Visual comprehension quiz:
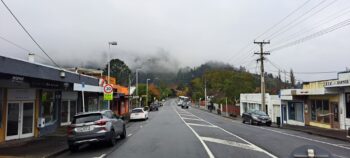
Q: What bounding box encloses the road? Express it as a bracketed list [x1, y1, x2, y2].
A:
[58, 99, 350, 158]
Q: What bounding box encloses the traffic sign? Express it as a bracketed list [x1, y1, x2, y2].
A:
[104, 93, 113, 100]
[104, 84, 113, 94]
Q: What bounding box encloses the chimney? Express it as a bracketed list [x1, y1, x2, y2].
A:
[28, 53, 35, 63]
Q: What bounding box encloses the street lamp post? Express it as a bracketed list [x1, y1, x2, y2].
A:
[136, 68, 142, 107]
[108, 41, 117, 110]
[146, 78, 151, 107]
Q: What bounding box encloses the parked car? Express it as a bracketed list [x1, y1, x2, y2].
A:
[177, 100, 183, 106]
[242, 110, 271, 126]
[130, 108, 149, 120]
[67, 110, 126, 152]
[150, 103, 159, 111]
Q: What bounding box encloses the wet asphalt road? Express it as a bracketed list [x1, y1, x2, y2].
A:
[58, 99, 350, 158]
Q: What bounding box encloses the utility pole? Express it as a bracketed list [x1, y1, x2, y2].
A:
[254, 40, 270, 113]
[204, 78, 207, 110]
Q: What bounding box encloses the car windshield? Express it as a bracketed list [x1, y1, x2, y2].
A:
[254, 111, 267, 116]
[72, 113, 102, 124]
[132, 109, 143, 113]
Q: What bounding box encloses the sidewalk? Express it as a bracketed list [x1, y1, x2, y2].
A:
[191, 105, 350, 142]
[0, 127, 68, 158]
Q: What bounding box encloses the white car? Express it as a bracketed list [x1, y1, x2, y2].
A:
[130, 108, 149, 120]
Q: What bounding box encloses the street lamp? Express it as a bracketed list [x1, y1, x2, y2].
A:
[135, 68, 142, 107]
[108, 41, 117, 110]
[146, 78, 151, 107]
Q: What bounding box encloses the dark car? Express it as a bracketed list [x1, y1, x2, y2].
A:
[242, 110, 271, 126]
[67, 110, 126, 152]
[150, 103, 159, 111]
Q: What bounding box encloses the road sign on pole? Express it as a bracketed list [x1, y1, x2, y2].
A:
[104, 84, 113, 101]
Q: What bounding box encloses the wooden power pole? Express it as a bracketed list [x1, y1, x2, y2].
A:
[254, 40, 270, 113]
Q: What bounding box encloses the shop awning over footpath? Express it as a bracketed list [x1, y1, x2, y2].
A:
[73, 83, 103, 93]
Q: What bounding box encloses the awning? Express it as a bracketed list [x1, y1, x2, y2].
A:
[73, 83, 103, 93]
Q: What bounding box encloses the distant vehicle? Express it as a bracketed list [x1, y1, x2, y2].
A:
[130, 108, 149, 120]
[150, 103, 159, 111]
[178, 96, 190, 107]
[242, 110, 271, 126]
[67, 110, 126, 152]
[181, 101, 189, 109]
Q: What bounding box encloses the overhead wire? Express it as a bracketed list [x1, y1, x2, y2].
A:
[1, 0, 61, 68]
[264, 0, 328, 40]
[269, 0, 339, 40]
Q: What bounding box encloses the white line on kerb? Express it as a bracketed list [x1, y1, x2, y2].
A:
[174, 109, 215, 158]
[188, 110, 278, 158]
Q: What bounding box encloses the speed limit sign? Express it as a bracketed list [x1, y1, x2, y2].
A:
[104, 84, 113, 94]
[104, 84, 113, 101]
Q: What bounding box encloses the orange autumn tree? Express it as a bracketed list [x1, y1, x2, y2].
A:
[148, 84, 161, 101]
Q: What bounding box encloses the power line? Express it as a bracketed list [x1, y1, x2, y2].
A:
[270, 0, 339, 40]
[275, 5, 350, 45]
[269, 18, 350, 52]
[255, 0, 312, 40]
[1, 0, 61, 68]
[265, 0, 328, 40]
[0, 35, 31, 52]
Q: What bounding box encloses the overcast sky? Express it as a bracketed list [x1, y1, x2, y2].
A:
[1, 0, 350, 81]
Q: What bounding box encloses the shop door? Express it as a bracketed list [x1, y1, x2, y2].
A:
[6, 101, 34, 140]
[330, 102, 340, 129]
[282, 104, 287, 124]
[61, 100, 77, 126]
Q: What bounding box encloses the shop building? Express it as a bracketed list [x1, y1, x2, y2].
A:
[0, 55, 100, 142]
[240, 93, 281, 123]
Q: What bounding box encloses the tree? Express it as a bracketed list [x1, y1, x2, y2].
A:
[290, 69, 295, 88]
[103, 59, 131, 86]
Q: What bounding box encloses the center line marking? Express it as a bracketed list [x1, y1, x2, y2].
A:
[201, 136, 259, 151]
[187, 123, 217, 128]
[182, 117, 203, 121]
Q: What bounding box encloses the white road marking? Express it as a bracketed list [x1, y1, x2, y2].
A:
[127, 133, 133, 137]
[187, 110, 278, 158]
[182, 117, 203, 121]
[174, 109, 215, 158]
[256, 126, 350, 150]
[333, 154, 348, 158]
[140, 125, 143, 128]
[201, 136, 259, 151]
[93, 153, 106, 158]
[187, 123, 217, 128]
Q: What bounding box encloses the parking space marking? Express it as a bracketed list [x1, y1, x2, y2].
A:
[182, 117, 203, 121]
[93, 153, 106, 158]
[187, 123, 217, 128]
[201, 136, 259, 151]
[174, 108, 215, 158]
[127, 134, 132, 137]
[186, 109, 278, 158]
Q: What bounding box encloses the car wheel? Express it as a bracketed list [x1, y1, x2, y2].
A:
[266, 123, 271, 126]
[108, 130, 116, 146]
[69, 145, 79, 152]
[120, 126, 126, 139]
[242, 118, 245, 123]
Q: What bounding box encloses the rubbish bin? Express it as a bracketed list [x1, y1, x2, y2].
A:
[276, 117, 281, 127]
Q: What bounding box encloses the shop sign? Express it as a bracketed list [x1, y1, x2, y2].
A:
[325, 79, 350, 87]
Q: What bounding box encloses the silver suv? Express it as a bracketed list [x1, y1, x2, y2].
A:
[67, 110, 126, 152]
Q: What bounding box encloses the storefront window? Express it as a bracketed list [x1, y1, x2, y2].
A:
[88, 97, 98, 112]
[312, 99, 330, 124]
[0, 88, 3, 128]
[99, 96, 108, 111]
[288, 102, 303, 122]
[346, 93, 350, 118]
[41, 91, 56, 124]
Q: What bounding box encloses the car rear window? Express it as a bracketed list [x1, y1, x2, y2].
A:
[72, 113, 102, 124]
[132, 109, 143, 113]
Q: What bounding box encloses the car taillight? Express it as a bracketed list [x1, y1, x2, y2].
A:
[95, 119, 107, 126]
[67, 126, 74, 135]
